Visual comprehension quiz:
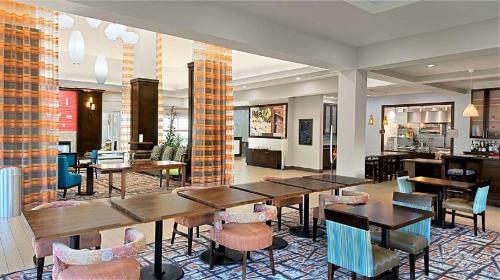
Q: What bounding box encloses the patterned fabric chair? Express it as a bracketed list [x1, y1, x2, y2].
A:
[57, 155, 82, 198]
[443, 185, 490, 236]
[209, 204, 277, 280]
[371, 192, 432, 280]
[396, 170, 438, 219]
[52, 228, 145, 280]
[263, 177, 303, 230]
[325, 207, 399, 279]
[31, 201, 101, 280]
[170, 185, 219, 255]
[312, 190, 369, 242]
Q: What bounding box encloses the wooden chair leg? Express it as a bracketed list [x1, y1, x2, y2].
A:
[277, 207, 282, 230]
[187, 227, 194, 255]
[481, 212, 486, 232]
[451, 210, 456, 226]
[424, 246, 429, 275]
[242, 250, 248, 280]
[209, 241, 215, 270]
[394, 265, 399, 278]
[36, 257, 44, 280]
[196, 226, 200, 238]
[77, 184, 81, 194]
[409, 254, 416, 280]
[328, 263, 333, 280]
[299, 203, 303, 225]
[170, 222, 177, 244]
[473, 214, 478, 236]
[268, 246, 276, 275]
[352, 272, 356, 280]
[313, 218, 318, 242]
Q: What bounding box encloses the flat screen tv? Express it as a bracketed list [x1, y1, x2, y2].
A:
[249, 103, 287, 138]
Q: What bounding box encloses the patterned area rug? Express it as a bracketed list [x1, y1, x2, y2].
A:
[57, 171, 181, 201]
[2, 213, 499, 279]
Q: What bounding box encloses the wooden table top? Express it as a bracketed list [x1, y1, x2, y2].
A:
[365, 151, 408, 158]
[402, 158, 442, 165]
[408, 176, 476, 190]
[23, 202, 136, 242]
[230, 181, 310, 199]
[177, 187, 268, 209]
[265, 177, 344, 192]
[303, 174, 371, 186]
[326, 202, 434, 230]
[91, 160, 185, 171]
[111, 193, 215, 223]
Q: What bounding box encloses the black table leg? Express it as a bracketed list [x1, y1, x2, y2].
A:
[438, 189, 444, 228]
[381, 228, 390, 248]
[69, 235, 80, 249]
[289, 194, 314, 238]
[78, 166, 96, 196]
[334, 189, 339, 196]
[140, 220, 183, 280]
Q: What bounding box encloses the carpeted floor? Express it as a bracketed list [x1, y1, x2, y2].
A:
[57, 171, 182, 201]
[2, 212, 499, 279]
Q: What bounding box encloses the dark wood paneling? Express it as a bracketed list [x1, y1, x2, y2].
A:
[130, 78, 159, 145]
[246, 148, 281, 169]
[77, 89, 103, 157]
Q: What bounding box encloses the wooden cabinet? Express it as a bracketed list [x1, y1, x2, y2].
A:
[130, 78, 159, 145]
[246, 148, 281, 169]
[76, 89, 103, 157]
[470, 88, 500, 139]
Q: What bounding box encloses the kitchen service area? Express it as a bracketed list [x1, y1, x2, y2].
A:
[382, 102, 453, 155]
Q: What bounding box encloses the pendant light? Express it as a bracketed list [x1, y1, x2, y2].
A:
[57, 14, 74, 29]
[383, 115, 389, 126]
[462, 69, 479, 117]
[94, 24, 108, 84]
[86, 17, 102, 29]
[68, 31, 85, 64]
[368, 114, 375, 125]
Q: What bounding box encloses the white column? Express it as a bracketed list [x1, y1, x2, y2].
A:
[337, 69, 367, 178]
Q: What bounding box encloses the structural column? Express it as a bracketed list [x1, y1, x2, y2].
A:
[336, 69, 367, 178]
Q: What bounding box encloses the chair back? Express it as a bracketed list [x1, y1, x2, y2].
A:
[90, 149, 98, 164]
[472, 186, 489, 214]
[58, 156, 69, 187]
[393, 192, 432, 242]
[59, 153, 77, 168]
[324, 208, 374, 277]
[396, 172, 414, 193]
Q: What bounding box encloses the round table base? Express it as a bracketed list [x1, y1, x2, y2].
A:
[289, 226, 317, 238]
[200, 247, 242, 265]
[76, 191, 96, 196]
[271, 236, 288, 250]
[140, 264, 184, 280]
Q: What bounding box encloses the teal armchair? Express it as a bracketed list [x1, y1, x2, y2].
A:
[58, 155, 82, 198]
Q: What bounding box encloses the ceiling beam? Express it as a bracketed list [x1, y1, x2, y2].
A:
[414, 67, 500, 83]
[369, 70, 466, 94]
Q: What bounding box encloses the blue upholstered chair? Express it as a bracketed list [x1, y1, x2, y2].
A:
[90, 149, 98, 178]
[443, 185, 490, 236]
[372, 192, 432, 280]
[396, 171, 438, 220]
[58, 155, 82, 198]
[325, 208, 399, 279]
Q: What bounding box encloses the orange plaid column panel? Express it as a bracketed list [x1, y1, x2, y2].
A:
[156, 33, 165, 143]
[191, 42, 234, 186]
[120, 43, 134, 151]
[0, 1, 59, 210]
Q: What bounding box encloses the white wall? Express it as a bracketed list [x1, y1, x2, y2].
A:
[366, 92, 471, 154]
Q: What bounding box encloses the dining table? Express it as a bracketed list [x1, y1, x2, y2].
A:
[264, 177, 346, 238]
[177, 187, 268, 265]
[230, 181, 312, 249]
[23, 202, 136, 250]
[303, 174, 372, 186]
[325, 201, 434, 248]
[407, 176, 478, 227]
[111, 193, 214, 280]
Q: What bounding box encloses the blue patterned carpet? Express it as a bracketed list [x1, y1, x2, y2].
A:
[2, 212, 499, 279]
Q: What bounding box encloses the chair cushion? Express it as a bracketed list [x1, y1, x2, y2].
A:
[372, 245, 400, 276]
[174, 147, 186, 162]
[33, 232, 101, 258]
[447, 168, 476, 176]
[443, 198, 473, 213]
[57, 257, 140, 280]
[272, 196, 302, 208]
[210, 223, 272, 251]
[149, 145, 162, 160]
[67, 173, 81, 187]
[174, 212, 214, 228]
[161, 146, 176, 161]
[371, 231, 428, 255]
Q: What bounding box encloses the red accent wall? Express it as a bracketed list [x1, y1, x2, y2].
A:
[59, 90, 77, 131]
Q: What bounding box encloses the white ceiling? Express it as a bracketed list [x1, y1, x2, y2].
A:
[216, 0, 499, 47]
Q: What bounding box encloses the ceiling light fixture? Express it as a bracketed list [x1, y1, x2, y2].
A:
[57, 14, 74, 29]
[86, 17, 102, 29]
[427, 64, 436, 68]
[463, 69, 479, 117]
[296, 77, 301, 80]
[121, 31, 139, 45]
[68, 30, 85, 64]
[242, 85, 247, 89]
[368, 114, 374, 126]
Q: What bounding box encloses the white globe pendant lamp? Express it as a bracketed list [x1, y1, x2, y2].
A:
[104, 23, 120, 40]
[57, 14, 74, 29]
[121, 31, 139, 45]
[114, 24, 127, 37]
[86, 17, 102, 28]
[68, 30, 85, 64]
[94, 55, 108, 84]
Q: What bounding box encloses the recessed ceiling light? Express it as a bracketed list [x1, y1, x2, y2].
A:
[242, 85, 247, 89]
[296, 77, 301, 80]
[427, 64, 436, 68]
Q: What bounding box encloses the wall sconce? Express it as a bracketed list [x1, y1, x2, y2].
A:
[383, 115, 389, 126]
[86, 96, 95, 119]
[368, 114, 374, 125]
